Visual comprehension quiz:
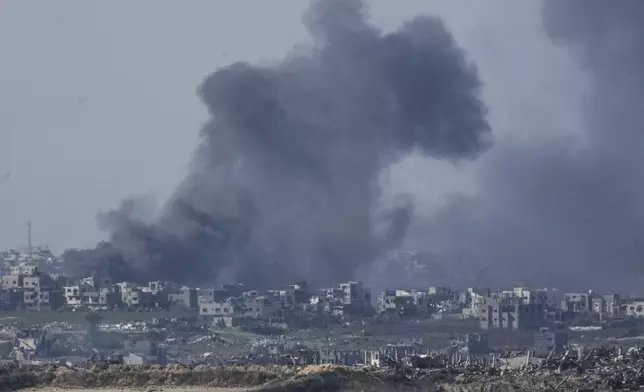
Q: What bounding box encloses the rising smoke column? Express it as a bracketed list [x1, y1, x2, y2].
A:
[63, 0, 490, 287]
[407, 0, 644, 292]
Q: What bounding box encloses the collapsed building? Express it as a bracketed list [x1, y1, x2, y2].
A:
[533, 327, 568, 357]
[197, 280, 373, 328]
[377, 289, 433, 317]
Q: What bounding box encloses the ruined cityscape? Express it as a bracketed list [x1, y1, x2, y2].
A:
[2, 244, 644, 390]
[3, 0, 644, 390]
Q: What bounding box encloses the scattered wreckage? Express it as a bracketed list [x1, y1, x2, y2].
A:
[3, 346, 644, 391]
[365, 345, 644, 391]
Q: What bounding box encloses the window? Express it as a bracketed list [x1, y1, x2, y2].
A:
[202, 308, 208, 313]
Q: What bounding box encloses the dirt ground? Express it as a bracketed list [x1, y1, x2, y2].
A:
[21, 389, 249, 392]
[16, 382, 594, 392]
[3, 364, 598, 392]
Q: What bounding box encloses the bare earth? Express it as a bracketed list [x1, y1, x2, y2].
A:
[5, 364, 593, 392]
[22, 389, 248, 392]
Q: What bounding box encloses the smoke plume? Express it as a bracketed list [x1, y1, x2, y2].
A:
[405, 0, 644, 293]
[63, 0, 490, 287]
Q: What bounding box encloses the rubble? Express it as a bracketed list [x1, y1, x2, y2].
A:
[5, 280, 644, 390]
[369, 344, 644, 391]
[4, 343, 644, 391]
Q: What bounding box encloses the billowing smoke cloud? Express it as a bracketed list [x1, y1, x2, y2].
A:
[403, 0, 644, 293]
[63, 0, 490, 288]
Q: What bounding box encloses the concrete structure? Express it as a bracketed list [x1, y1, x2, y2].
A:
[339, 281, 370, 305]
[147, 281, 166, 294]
[465, 333, 489, 355]
[562, 292, 593, 313]
[63, 285, 85, 307]
[200, 300, 238, 317]
[242, 294, 277, 318]
[377, 289, 431, 316]
[200, 294, 277, 320]
[429, 286, 452, 297]
[99, 291, 122, 308]
[312, 287, 344, 303]
[595, 294, 621, 318]
[23, 274, 55, 292]
[288, 281, 311, 305]
[40, 290, 64, 309]
[534, 327, 568, 357]
[178, 286, 198, 309]
[2, 275, 22, 290]
[23, 289, 63, 310]
[268, 281, 311, 308]
[512, 286, 531, 300]
[82, 291, 100, 306]
[10, 263, 38, 277]
[479, 297, 545, 330]
[123, 352, 154, 365]
[121, 288, 153, 308]
[468, 287, 491, 304]
[198, 288, 216, 304]
[200, 299, 243, 327]
[338, 281, 372, 315]
[623, 298, 644, 317]
[318, 348, 362, 365]
[80, 276, 112, 289]
[377, 290, 397, 314]
[535, 289, 562, 310]
[198, 286, 241, 305]
[0, 289, 23, 310]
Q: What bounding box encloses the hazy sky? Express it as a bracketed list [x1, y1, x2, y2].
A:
[0, 0, 583, 253]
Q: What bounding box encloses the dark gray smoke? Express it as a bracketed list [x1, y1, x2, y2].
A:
[404, 0, 644, 293]
[63, 0, 490, 287]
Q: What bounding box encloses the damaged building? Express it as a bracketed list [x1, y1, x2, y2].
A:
[479, 296, 545, 330]
[317, 348, 363, 365]
[561, 292, 593, 314]
[1, 265, 64, 310]
[534, 327, 568, 357]
[377, 289, 432, 317]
